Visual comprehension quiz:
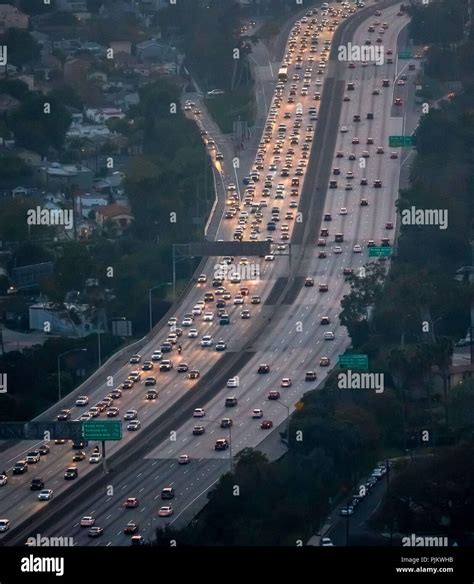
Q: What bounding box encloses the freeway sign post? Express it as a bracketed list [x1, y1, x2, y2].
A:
[339, 354, 369, 370]
[398, 50, 413, 59]
[369, 246, 392, 258]
[389, 135, 414, 148]
[82, 421, 122, 475]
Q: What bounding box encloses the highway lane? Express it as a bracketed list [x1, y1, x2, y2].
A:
[0, 2, 344, 538]
[22, 1, 419, 546]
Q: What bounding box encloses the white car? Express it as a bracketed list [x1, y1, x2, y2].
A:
[151, 351, 163, 361]
[79, 412, 92, 422]
[397, 79, 405, 85]
[323, 331, 335, 340]
[281, 378, 292, 387]
[333, 246, 342, 254]
[193, 408, 205, 418]
[38, 489, 54, 501]
[167, 317, 177, 327]
[321, 537, 334, 546]
[188, 328, 198, 338]
[230, 273, 241, 284]
[80, 516, 95, 527]
[158, 506, 173, 517]
[124, 409, 138, 420]
[0, 474, 7, 487]
[0, 519, 9, 532]
[252, 409, 264, 419]
[340, 125, 348, 133]
[197, 274, 207, 283]
[200, 335, 213, 347]
[203, 312, 214, 322]
[339, 207, 348, 215]
[227, 377, 239, 388]
[89, 453, 101, 464]
[192, 305, 202, 316]
[265, 255, 275, 261]
[233, 295, 244, 305]
[353, 244, 362, 253]
[182, 317, 193, 327]
[178, 454, 191, 465]
[75, 395, 89, 406]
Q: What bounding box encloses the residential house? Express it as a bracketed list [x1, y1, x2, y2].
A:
[136, 39, 176, 63]
[85, 107, 125, 123]
[96, 203, 133, 234]
[0, 5, 29, 32]
[38, 162, 94, 191]
[110, 41, 132, 56]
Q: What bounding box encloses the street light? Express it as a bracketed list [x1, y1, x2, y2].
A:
[148, 282, 172, 331]
[57, 348, 87, 402]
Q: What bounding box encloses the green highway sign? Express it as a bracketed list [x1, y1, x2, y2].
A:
[82, 421, 122, 441]
[339, 354, 369, 370]
[398, 50, 413, 60]
[369, 246, 392, 257]
[389, 135, 414, 147]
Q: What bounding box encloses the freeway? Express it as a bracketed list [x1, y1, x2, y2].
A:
[0, 0, 416, 545]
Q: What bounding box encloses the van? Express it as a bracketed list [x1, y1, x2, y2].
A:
[225, 396, 238, 407]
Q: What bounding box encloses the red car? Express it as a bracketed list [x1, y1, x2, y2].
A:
[261, 420, 273, 429]
[385, 222, 394, 230]
[124, 497, 139, 508]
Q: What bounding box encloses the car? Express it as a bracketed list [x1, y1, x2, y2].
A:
[252, 409, 264, 419]
[57, 409, 71, 421]
[319, 284, 329, 292]
[129, 354, 141, 364]
[215, 340, 227, 351]
[281, 378, 292, 387]
[394, 97, 402, 106]
[80, 516, 95, 527]
[124, 521, 139, 535]
[197, 274, 207, 283]
[88, 526, 104, 537]
[158, 506, 173, 517]
[214, 438, 229, 451]
[225, 396, 238, 407]
[220, 418, 233, 428]
[200, 335, 213, 347]
[193, 408, 205, 418]
[320, 316, 331, 325]
[340, 125, 348, 133]
[304, 277, 314, 287]
[251, 295, 261, 304]
[176, 363, 189, 373]
[192, 425, 205, 435]
[106, 406, 120, 418]
[128, 371, 141, 383]
[124, 409, 137, 420]
[89, 452, 101, 464]
[258, 364, 270, 374]
[151, 351, 163, 361]
[353, 244, 362, 253]
[268, 390, 280, 400]
[261, 420, 273, 429]
[241, 309, 251, 319]
[127, 420, 141, 431]
[360, 199, 368, 206]
[188, 328, 198, 339]
[38, 444, 50, 456]
[385, 222, 394, 230]
[227, 377, 239, 388]
[124, 497, 140, 509]
[0, 519, 10, 532]
[72, 451, 86, 462]
[12, 461, 28, 474]
[142, 361, 154, 371]
[340, 505, 354, 516]
[54, 439, 67, 445]
[178, 454, 191, 465]
[161, 487, 175, 500]
[188, 370, 200, 380]
[334, 246, 342, 254]
[321, 537, 334, 546]
[343, 267, 354, 276]
[30, 478, 44, 490]
[320, 357, 330, 366]
[339, 207, 348, 216]
[38, 489, 53, 501]
[75, 395, 89, 406]
[64, 467, 78, 480]
[203, 311, 214, 322]
[160, 360, 173, 372]
[373, 179, 382, 188]
[26, 451, 40, 464]
[323, 331, 335, 340]
[146, 389, 158, 400]
[305, 371, 317, 381]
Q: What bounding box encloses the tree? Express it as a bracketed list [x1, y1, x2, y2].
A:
[20, 0, 57, 15]
[0, 29, 39, 67]
[8, 92, 72, 155]
[0, 155, 32, 179]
